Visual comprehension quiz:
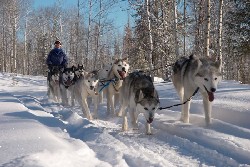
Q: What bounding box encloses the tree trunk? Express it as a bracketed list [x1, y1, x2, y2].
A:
[145, 0, 154, 80]
[183, 0, 186, 57]
[204, 0, 211, 57]
[85, 0, 92, 70]
[217, 0, 223, 70]
[173, 0, 179, 58]
[12, 17, 17, 73]
[23, 19, 27, 75]
[94, 0, 102, 69]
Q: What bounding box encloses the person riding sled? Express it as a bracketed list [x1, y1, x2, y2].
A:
[46, 40, 68, 81]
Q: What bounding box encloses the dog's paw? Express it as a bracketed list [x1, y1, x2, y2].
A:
[117, 111, 122, 117]
[180, 117, 189, 123]
[87, 115, 93, 120]
[92, 115, 98, 119]
[122, 123, 128, 131]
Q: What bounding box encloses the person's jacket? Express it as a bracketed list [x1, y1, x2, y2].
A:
[46, 48, 68, 68]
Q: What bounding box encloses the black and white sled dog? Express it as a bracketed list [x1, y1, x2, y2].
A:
[73, 64, 85, 80]
[47, 66, 61, 102]
[59, 66, 76, 106]
[70, 64, 85, 106]
[106, 58, 130, 116]
[172, 55, 222, 125]
[72, 70, 99, 120]
[117, 71, 160, 135]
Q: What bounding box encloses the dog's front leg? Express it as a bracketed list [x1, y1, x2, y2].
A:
[81, 98, 93, 120]
[107, 91, 115, 116]
[181, 93, 191, 123]
[70, 88, 75, 106]
[99, 90, 104, 104]
[55, 86, 61, 103]
[110, 95, 115, 116]
[202, 93, 212, 126]
[122, 110, 128, 131]
[117, 96, 127, 117]
[117, 104, 125, 117]
[146, 122, 152, 135]
[106, 90, 111, 114]
[92, 95, 98, 119]
[60, 87, 68, 106]
[130, 109, 139, 129]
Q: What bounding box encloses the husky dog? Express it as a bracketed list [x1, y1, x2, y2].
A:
[106, 58, 130, 115]
[47, 66, 61, 102]
[98, 62, 113, 104]
[70, 64, 85, 106]
[118, 71, 160, 135]
[59, 66, 76, 106]
[172, 55, 222, 125]
[72, 70, 99, 120]
[74, 64, 85, 79]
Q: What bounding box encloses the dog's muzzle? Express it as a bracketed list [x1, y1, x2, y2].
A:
[89, 86, 98, 95]
[118, 70, 127, 79]
[54, 80, 59, 84]
[64, 79, 73, 87]
[147, 117, 154, 124]
[204, 85, 216, 102]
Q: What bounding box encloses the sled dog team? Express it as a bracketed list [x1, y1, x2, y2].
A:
[47, 55, 222, 134]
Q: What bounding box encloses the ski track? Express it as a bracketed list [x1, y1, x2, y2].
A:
[2, 74, 250, 167]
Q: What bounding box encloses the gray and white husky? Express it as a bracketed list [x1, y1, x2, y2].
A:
[72, 70, 99, 120]
[172, 55, 222, 125]
[118, 71, 160, 135]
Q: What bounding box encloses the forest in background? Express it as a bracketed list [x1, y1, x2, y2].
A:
[0, 0, 249, 83]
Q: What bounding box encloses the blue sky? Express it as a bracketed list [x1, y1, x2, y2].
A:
[33, 0, 133, 33]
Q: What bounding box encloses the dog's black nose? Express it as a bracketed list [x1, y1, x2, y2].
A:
[90, 86, 94, 90]
[122, 67, 125, 71]
[147, 117, 154, 124]
[211, 88, 216, 92]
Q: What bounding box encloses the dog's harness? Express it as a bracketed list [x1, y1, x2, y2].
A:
[98, 77, 120, 92]
[159, 87, 199, 110]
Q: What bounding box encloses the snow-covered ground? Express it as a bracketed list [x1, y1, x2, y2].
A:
[0, 72, 250, 167]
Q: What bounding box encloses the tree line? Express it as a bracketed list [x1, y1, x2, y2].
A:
[0, 0, 249, 83]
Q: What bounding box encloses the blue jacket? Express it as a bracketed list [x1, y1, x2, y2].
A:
[46, 48, 68, 67]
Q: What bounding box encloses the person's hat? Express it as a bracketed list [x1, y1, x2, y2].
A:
[54, 40, 61, 45]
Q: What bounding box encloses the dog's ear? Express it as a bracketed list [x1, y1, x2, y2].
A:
[122, 57, 128, 62]
[114, 58, 119, 64]
[151, 88, 157, 97]
[60, 67, 65, 72]
[138, 90, 144, 102]
[192, 57, 202, 75]
[91, 70, 98, 75]
[215, 58, 222, 72]
[72, 65, 76, 71]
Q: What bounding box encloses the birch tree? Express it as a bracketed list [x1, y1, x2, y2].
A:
[204, 0, 211, 57]
[183, 0, 186, 57]
[173, 0, 179, 58]
[217, 0, 223, 70]
[145, 0, 154, 79]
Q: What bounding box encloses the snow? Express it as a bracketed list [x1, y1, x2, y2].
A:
[0, 72, 250, 167]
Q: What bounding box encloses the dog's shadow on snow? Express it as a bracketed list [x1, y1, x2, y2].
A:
[4, 110, 66, 129]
